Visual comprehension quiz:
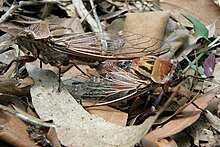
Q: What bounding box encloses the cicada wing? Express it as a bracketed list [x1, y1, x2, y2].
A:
[65, 63, 151, 104]
[103, 31, 170, 57]
[47, 28, 170, 61]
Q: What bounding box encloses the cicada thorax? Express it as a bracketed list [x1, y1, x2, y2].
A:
[130, 55, 183, 87]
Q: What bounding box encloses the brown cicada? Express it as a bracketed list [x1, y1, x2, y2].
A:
[16, 23, 170, 67]
[15, 22, 170, 91]
[68, 52, 210, 107]
[67, 55, 184, 106]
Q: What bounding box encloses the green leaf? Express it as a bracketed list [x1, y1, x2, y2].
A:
[181, 14, 209, 40]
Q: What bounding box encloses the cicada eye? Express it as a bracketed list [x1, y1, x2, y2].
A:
[18, 30, 35, 39]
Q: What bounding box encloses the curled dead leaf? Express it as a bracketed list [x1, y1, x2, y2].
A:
[142, 86, 220, 142]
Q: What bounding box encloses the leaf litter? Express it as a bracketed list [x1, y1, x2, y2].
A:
[26, 64, 164, 146]
[0, 0, 219, 147]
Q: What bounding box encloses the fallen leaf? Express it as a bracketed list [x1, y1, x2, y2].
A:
[0, 34, 14, 55]
[142, 86, 220, 141]
[26, 64, 163, 146]
[160, 0, 220, 34]
[205, 110, 220, 132]
[0, 105, 37, 147]
[85, 102, 128, 126]
[124, 11, 170, 40]
[47, 128, 62, 147]
[0, 76, 31, 97]
[161, 18, 189, 59]
[142, 137, 178, 147]
[186, 119, 216, 146]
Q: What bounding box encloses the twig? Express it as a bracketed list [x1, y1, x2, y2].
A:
[125, 0, 130, 13]
[89, 0, 108, 51]
[0, 104, 57, 128]
[0, 0, 63, 24]
[72, 0, 99, 32]
[140, 0, 157, 11]
[89, 0, 102, 33]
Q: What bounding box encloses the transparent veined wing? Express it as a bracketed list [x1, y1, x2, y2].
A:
[64, 63, 153, 106]
[47, 24, 170, 60]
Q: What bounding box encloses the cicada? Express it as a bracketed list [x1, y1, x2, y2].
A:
[67, 55, 184, 106]
[16, 23, 170, 67]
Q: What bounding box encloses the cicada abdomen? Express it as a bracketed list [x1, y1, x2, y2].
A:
[130, 55, 183, 86]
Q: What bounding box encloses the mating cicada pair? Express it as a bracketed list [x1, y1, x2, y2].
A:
[16, 22, 186, 106]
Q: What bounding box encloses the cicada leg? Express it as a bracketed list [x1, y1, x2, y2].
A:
[1, 56, 37, 76]
[40, 61, 43, 69]
[70, 61, 91, 78]
[57, 61, 91, 92]
[58, 66, 61, 92]
[162, 75, 214, 111]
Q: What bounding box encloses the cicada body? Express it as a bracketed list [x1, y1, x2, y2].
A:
[67, 62, 154, 105]
[67, 55, 184, 106]
[16, 23, 170, 67]
[130, 56, 183, 87]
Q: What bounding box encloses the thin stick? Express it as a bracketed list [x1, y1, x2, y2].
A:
[89, 0, 108, 52]
[0, 0, 63, 24]
[125, 0, 130, 13]
[89, 0, 102, 33]
[72, 0, 99, 32]
[0, 104, 57, 128]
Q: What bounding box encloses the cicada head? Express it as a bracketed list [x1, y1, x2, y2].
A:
[131, 55, 183, 86]
[16, 23, 50, 57]
[151, 58, 183, 86]
[164, 60, 184, 87]
[16, 30, 39, 57]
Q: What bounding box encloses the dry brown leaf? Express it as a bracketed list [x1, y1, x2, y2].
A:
[12, 104, 45, 123]
[16, 77, 35, 89]
[205, 110, 220, 132]
[121, 11, 170, 57]
[47, 128, 62, 147]
[124, 11, 170, 40]
[85, 102, 128, 126]
[0, 76, 30, 97]
[142, 137, 178, 147]
[0, 106, 37, 147]
[161, 19, 189, 59]
[186, 118, 216, 146]
[0, 34, 14, 54]
[0, 95, 27, 112]
[45, 17, 84, 33]
[0, 22, 24, 36]
[142, 86, 220, 141]
[157, 138, 178, 147]
[160, 0, 220, 34]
